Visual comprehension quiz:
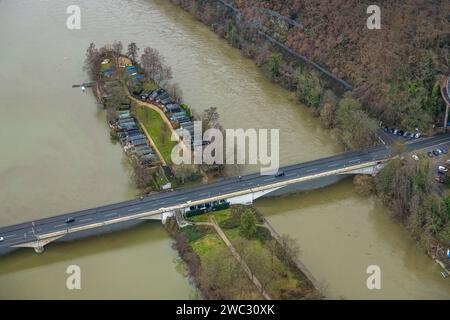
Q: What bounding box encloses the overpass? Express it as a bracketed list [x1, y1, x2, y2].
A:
[1, 133, 450, 254]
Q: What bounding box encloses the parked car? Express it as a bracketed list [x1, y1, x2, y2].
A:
[403, 131, 410, 137]
[412, 154, 419, 161]
[433, 150, 441, 156]
[438, 166, 448, 173]
[0, 237, 4, 242]
[428, 151, 434, 158]
[383, 126, 389, 132]
[442, 147, 448, 154]
[397, 130, 405, 136]
[393, 129, 399, 135]
[414, 132, 421, 139]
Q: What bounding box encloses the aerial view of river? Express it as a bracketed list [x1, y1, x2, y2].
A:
[0, 0, 448, 299]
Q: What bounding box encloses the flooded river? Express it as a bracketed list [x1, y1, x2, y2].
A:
[0, 0, 448, 299]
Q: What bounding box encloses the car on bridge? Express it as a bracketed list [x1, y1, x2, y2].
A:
[0, 236, 4, 242]
[275, 171, 285, 177]
[65, 217, 75, 224]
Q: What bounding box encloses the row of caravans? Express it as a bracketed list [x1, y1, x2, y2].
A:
[112, 110, 157, 165]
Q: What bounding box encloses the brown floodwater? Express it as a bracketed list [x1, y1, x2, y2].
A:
[0, 0, 448, 299]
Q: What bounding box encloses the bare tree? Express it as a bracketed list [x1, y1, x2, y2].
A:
[127, 42, 140, 63]
[112, 40, 123, 67]
[84, 43, 100, 79]
[166, 82, 183, 104]
[140, 47, 173, 86]
[201, 107, 220, 132]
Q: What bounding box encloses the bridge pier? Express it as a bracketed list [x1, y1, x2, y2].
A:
[34, 245, 45, 254]
[13, 235, 64, 254]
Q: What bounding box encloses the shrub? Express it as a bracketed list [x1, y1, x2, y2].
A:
[255, 226, 273, 244]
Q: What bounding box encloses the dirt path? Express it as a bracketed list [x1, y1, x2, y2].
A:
[194, 218, 272, 300]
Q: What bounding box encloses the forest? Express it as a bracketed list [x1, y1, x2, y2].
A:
[170, 0, 450, 146]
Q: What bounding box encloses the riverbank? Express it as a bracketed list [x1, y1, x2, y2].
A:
[167, 205, 322, 300]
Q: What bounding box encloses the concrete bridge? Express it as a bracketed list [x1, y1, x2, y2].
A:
[1, 133, 450, 254]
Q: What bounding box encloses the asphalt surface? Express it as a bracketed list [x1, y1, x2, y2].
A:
[1, 133, 450, 248]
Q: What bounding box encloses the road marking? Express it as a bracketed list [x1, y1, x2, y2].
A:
[4, 234, 17, 238]
[54, 224, 66, 228]
[328, 163, 339, 168]
[199, 192, 209, 196]
[263, 178, 275, 182]
[104, 212, 117, 217]
[348, 159, 361, 163]
[128, 207, 141, 212]
[80, 218, 93, 223]
[286, 172, 297, 177]
[306, 168, 318, 173]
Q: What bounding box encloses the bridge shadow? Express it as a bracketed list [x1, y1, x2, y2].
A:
[255, 176, 357, 217]
[0, 220, 169, 275]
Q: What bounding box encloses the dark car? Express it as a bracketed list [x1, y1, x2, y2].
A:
[397, 130, 404, 136]
[65, 217, 75, 224]
[383, 126, 389, 132]
[427, 151, 434, 158]
[442, 147, 448, 154]
[433, 150, 440, 156]
[275, 171, 285, 177]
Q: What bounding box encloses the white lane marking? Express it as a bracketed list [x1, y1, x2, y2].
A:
[80, 218, 93, 223]
[349, 159, 361, 163]
[263, 177, 275, 182]
[328, 163, 339, 168]
[306, 168, 318, 173]
[199, 192, 209, 196]
[104, 212, 117, 218]
[128, 207, 141, 212]
[4, 234, 17, 238]
[54, 224, 66, 228]
[286, 172, 297, 177]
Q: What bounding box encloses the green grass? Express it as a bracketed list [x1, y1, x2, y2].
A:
[190, 214, 209, 223]
[191, 232, 224, 257]
[212, 209, 231, 223]
[135, 107, 176, 164]
[154, 169, 169, 188]
[211, 208, 314, 299]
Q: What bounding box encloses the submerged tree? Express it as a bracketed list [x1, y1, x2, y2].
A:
[127, 42, 140, 63]
[140, 47, 173, 86]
